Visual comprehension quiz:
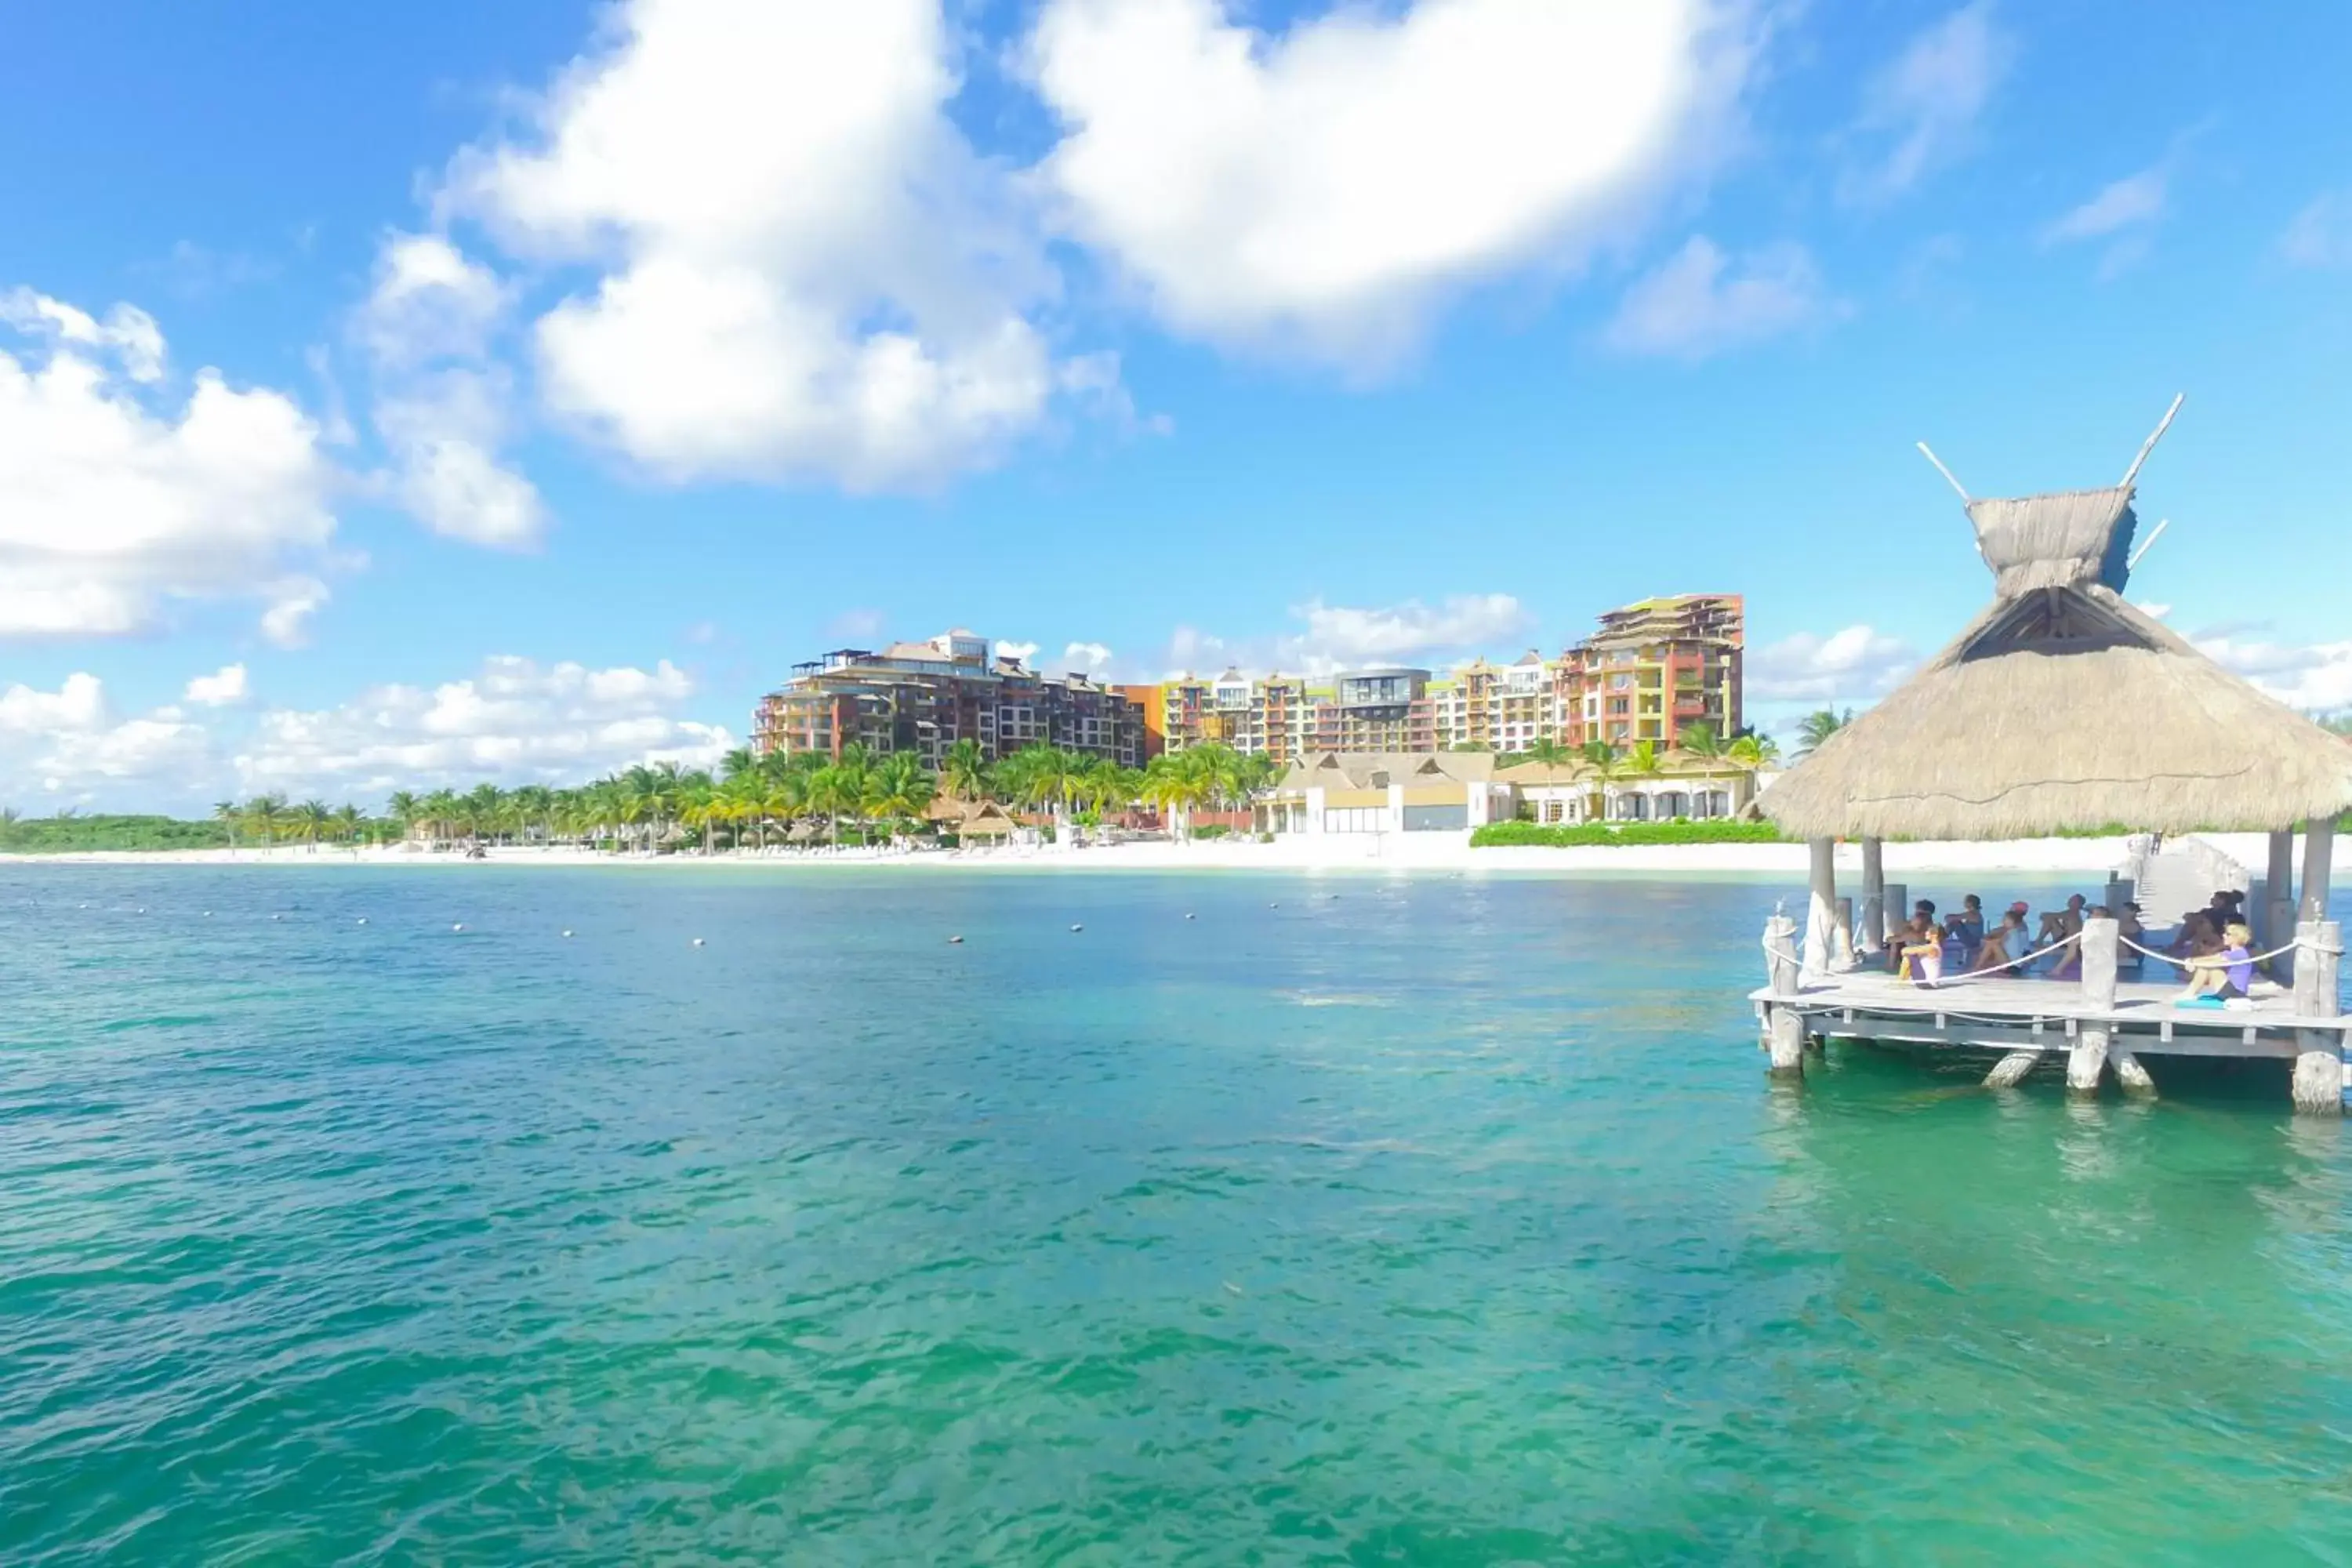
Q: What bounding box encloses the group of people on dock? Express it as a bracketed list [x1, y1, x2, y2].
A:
[1886, 887, 2259, 1004]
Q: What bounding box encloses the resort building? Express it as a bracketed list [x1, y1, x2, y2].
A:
[1154, 670, 1356, 765]
[1558, 593, 1744, 749]
[1432, 652, 1562, 752]
[753, 630, 1145, 767]
[1308, 669, 1439, 753]
[1260, 749, 1759, 833]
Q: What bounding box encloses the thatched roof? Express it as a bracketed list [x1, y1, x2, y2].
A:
[1764, 434, 2352, 840]
[1272, 751, 1500, 792]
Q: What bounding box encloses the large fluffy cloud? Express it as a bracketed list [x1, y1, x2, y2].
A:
[1162, 593, 1534, 677]
[0, 289, 338, 642]
[0, 658, 732, 811]
[358, 234, 547, 549]
[441, 0, 1077, 490]
[234, 655, 732, 797]
[1748, 625, 1918, 704]
[1026, 0, 1751, 367]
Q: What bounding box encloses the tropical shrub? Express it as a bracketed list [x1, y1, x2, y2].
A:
[1470, 818, 1785, 848]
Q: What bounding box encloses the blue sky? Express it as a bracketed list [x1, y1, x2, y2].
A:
[4, 0, 2350, 808]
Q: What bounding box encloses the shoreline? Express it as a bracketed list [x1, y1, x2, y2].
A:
[0, 832, 2239, 877]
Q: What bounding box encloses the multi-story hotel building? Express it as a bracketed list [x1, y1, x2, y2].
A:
[1432, 652, 1560, 752]
[1557, 594, 1744, 750]
[753, 630, 1144, 767]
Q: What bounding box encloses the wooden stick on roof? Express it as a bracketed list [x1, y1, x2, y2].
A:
[1915, 441, 1972, 503]
[2119, 393, 2186, 490]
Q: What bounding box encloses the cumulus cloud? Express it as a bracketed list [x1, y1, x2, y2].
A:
[1025, 0, 1753, 368]
[1162, 594, 1532, 677]
[2280, 191, 2352, 269]
[1602, 236, 1842, 358]
[357, 233, 546, 549]
[995, 640, 1041, 666]
[1061, 640, 1113, 674]
[0, 289, 339, 641]
[2043, 166, 2169, 245]
[184, 663, 250, 706]
[1748, 625, 1918, 703]
[234, 655, 731, 797]
[1839, 2, 2010, 205]
[2195, 633, 2352, 714]
[441, 0, 1087, 491]
[0, 672, 213, 803]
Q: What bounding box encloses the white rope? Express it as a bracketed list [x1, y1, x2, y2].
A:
[2118, 932, 2308, 967]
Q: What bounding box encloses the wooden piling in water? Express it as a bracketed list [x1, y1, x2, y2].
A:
[1762, 913, 1804, 1077]
[2068, 916, 2120, 1095]
[2267, 829, 2296, 972]
[1803, 839, 1837, 978]
[2292, 918, 2344, 1116]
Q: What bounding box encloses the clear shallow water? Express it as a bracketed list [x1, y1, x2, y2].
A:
[4, 864, 2351, 1566]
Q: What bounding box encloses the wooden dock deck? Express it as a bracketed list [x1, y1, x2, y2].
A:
[1750, 970, 2352, 1059]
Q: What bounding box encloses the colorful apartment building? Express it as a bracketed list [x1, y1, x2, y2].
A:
[753, 630, 1144, 767]
[1432, 652, 1560, 752]
[1558, 594, 1744, 749]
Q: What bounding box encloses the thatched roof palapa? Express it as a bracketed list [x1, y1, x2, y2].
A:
[1765, 402, 2352, 840]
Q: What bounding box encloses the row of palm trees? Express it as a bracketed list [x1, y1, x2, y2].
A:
[206, 725, 1790, 856]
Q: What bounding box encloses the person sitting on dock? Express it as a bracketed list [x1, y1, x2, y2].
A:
[1975, 909, 2031, 973]
[2117, 902, 2148, 975]
[2048, 904, 2101, 982]
[1957, 895, 1987, 967]
[1897, 917, 1945, 986]
[2176, 921, 2256, 1005]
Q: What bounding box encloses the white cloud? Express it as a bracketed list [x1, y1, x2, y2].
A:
[0, 290, 339, 641]
[1025, 0, 1753, 368]
[2196, 633, 2352, 714]
[1839, 2, 2010, 204]
[1282, 594, 1533, 671]
[357, 234, 546, 549]
[0, 288, 166, 383]
[441, 0, 1086, 491]
[995, 640, 1040, 666]
[259, 578, 331, 649]
[2281, 191, 2352, 268]
[234, 655, 731, 797]
[184, 663, 250, 706]
[2043, 165, 2169, 245]
[1748, 625, 1917, 703]
[0, 655, 731, 811]
[1602, 236, 1842, 359]
[0, 672, 213, 804]
[1061, 640, 1114, 674]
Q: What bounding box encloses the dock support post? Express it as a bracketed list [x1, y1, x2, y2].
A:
[1833, 896, 1856, 971]
[2291, 918, 2343, 1116]
[2103, 877, 2133, 915]
[2068, 915, 2119, 1095]
[1985, 1051, 2038, 1088]
[1881, 880, 1908, 969]
[2303, 818, 2336, 923]
[2267, 829, 2296, 970]
[1802, 839, 1837, 978]
[1860, 837, 1885, 956]
[1763, 913, 1805, 1076]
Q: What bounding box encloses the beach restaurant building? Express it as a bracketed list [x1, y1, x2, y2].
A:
[1261, 751, 1761, 834]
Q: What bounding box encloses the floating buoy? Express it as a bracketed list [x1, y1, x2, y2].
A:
[949, 935, 964, 944]
[203, 911, 212, 917]
[1184, 913, 1196, 920]
[561, 929, 574, 938]
[1069, 923, 1083, 932]
[356, 917, 368, 925]
[272, 913, 283, 921]
[136, 908, 147, 915]
[691, 937, 706, 946]
[452, 923, 466, 933]
[1269, 902, 1279, 909]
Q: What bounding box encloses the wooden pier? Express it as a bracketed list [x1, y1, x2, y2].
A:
[1755, 909, 2352, 1111]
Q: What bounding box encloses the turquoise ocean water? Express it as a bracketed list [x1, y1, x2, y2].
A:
[4, 864, 2351, 1564]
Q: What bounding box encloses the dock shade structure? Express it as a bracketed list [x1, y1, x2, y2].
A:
[1755, 405, 2352, 1110]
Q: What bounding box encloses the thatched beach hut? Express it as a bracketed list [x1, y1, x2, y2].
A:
[1754, 402, 2352, 1110]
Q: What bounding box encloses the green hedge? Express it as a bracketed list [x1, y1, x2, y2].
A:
[0, 815, 235, 852]
[1471, 818, 1785, 848]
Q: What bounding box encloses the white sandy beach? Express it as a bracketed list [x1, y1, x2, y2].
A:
[5, 831, 2286, 878]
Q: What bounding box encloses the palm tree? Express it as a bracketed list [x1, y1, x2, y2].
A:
[1519, 736, 1573, 768]
[0, 805, 18, 847]
[1578, 741, 1621, 823]
[385, 790, 419, 844]
[719, 746, 760, 782]
[1795, 708, 1853, 759]
[244, 793, 288, 850]
[1676, 721, 1729, 818]
[294, 798, 332, 851]
[213, 799, 240, 851]
[940, 738, 988, 802]
[332, 803, 365, 850]
[1624, 740, 1667, 820]
[869, 753, 938, 840]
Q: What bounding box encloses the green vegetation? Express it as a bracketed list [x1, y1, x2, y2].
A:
[2, 739, 1279, 855]
[1472, 818, 1785, 848]
[0, 813, 235, 853]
